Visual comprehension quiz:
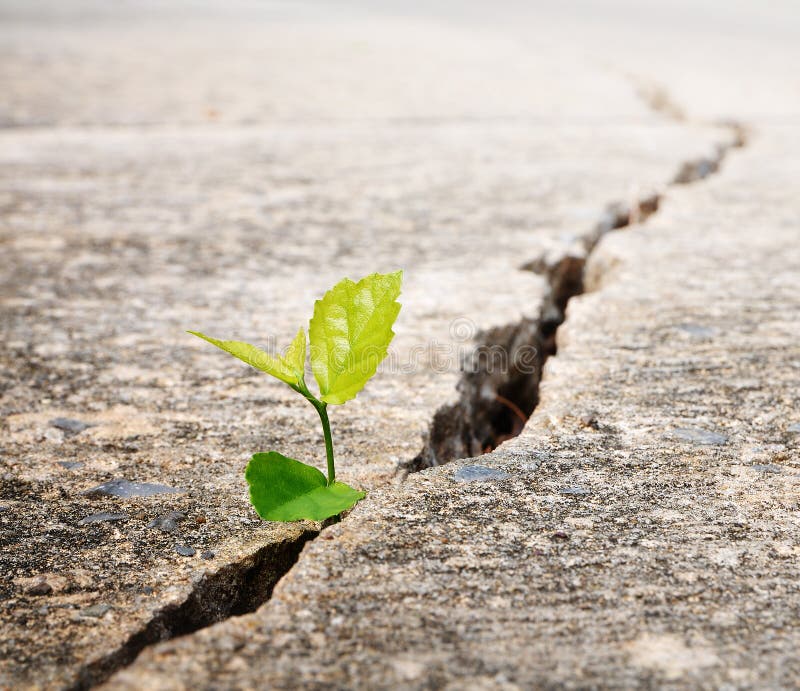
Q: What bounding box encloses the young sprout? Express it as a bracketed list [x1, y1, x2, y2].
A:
[189, 270, 402, 522]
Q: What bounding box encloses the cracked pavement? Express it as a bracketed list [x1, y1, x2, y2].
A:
[1, 1, 798, 689]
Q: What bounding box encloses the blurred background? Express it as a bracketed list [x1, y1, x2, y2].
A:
[1, 0, 798, 126]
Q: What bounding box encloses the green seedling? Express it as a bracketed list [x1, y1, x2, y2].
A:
[189, 270, 402, 522]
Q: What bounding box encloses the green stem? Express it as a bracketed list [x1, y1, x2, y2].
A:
[316, 401, 335, 485]
[295, 381, 336, 486]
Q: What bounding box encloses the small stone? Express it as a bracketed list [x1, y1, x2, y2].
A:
[81, 604, 112, 618]
[750, 464, 783, 474]
[148, 511, 186, 533]
[676, 324, 716, 338]
[79, 512, 128, 525]
[175, 545, 196, 557]
[26, 581, 53, 596]
[560, 486, 590, 495]
[58, 461, 83, 470]
[453, 465, 510, 482]
[82, 478, 182, 498]
[788, 423, 800, 434]
[670, 428, 727, 445]
[16, 574, 68, 595]
[49, 417, 92, 435]
[551, 530, 570, 541]
[201, 550, 216, 560]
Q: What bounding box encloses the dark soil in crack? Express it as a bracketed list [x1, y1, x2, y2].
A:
[403, 123, 747, 474]
[70, 529, 317, 690]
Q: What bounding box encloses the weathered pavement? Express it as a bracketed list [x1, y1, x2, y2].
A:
[108, 126, 800, 688]
[2, 1, 799, 689]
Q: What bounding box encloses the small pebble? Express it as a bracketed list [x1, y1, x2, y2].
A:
[788, 423, 800, 434]
[148, 511, 186, 533]
[83, 478, 182, 498]
[676, 324, 716, 338]
[81, 604, 112, 618]
[174, 545, 196, 557]
[201, 550, 216, 560]
[49, 418, 91, 435]
[26, 581, 53, 596]
[58, 461, 83, 470]
[560, 486, 590, 496]
[453, 465, 510, 482]
[750, 464, 783, 474]
[670, 428, 728, 445]
[551, 531, 570, 541]
[79, 512, 128, 525]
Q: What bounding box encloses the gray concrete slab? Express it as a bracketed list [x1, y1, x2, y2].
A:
[2, 1, 798, 689]
[106, 125, 800, 690]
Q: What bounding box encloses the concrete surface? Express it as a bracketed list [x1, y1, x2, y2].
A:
[1, 0, 798, 689]
[107, 124, 800, 690]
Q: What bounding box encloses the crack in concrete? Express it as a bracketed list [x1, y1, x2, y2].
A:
[76, 530, 317, 690]
[403, 318, 543, 471]
[86, 92, 749, 688]
[404, 115, 747, 473]
[673, 123, 747, 184]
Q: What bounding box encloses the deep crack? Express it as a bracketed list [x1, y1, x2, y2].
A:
[404, 121, 746, 474]
[406, 318, 543, 470]
[76, 529, 317, 690]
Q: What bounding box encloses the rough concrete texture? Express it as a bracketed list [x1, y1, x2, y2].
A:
[107, 126, 800, 690]
[0, 4, 733, 688]
[2, 1, 798, 689]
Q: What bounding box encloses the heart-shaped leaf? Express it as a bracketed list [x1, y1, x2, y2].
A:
[245, 451, 365, 521]
[188, 328, 306, 387]
[308, 270, 402, 405]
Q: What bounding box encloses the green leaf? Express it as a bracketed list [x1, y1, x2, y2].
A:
[283, 328, 307, 381]
[245, 451, 366, 521]
[308, 270, 402, 405]
[188, 328, 306, 387]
